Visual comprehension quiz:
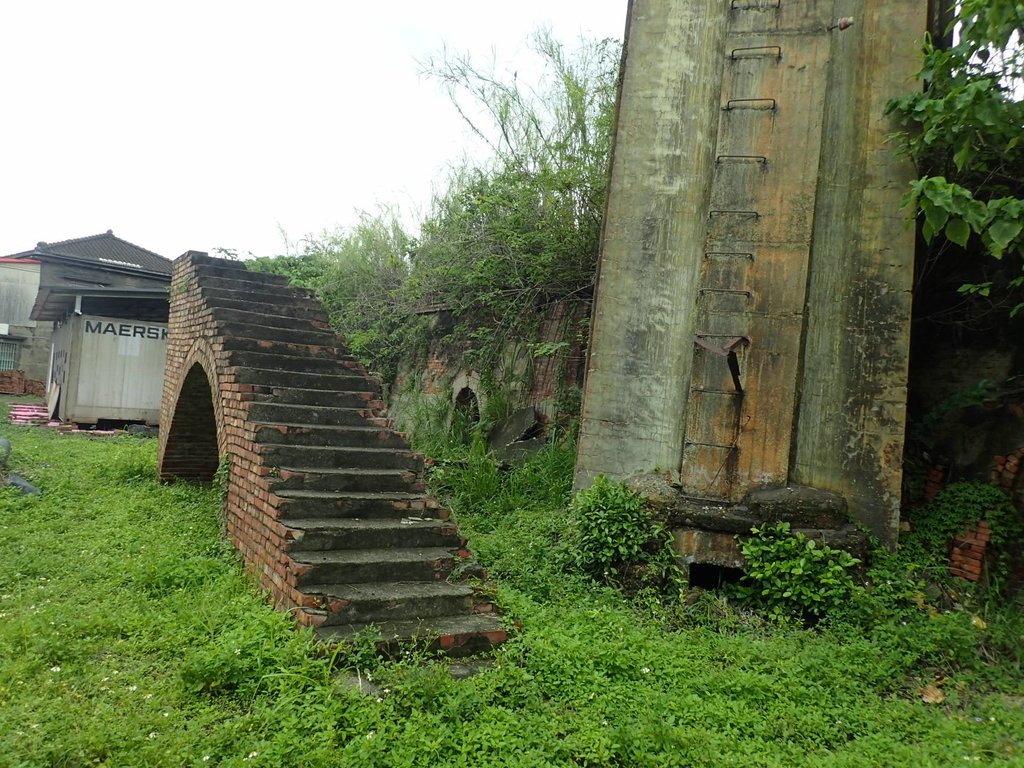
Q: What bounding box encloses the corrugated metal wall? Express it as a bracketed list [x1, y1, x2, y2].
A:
[0, 262, 40, 326]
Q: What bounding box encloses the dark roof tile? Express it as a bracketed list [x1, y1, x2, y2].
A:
[31, 231, 171, 275]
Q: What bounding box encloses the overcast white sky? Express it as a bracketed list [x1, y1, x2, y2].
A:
[0, 1, 627, 261]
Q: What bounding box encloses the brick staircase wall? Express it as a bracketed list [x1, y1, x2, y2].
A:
[157, 252, 504, 653]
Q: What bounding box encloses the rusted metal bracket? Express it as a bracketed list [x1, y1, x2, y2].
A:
[684, 441, 738, 450]
[730, 0, 780, 9]
[716, 154, 768, 165]
[730, 46, 782, 60]
[699, 288, 752, 299]
[722, 98, 777, 111]
[704, 251, 755, 261]
[708, 209, 760, 219]
[694, 335, 749, 393]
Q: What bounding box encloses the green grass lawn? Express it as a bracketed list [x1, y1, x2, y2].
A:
[1, 397, 1022, 767]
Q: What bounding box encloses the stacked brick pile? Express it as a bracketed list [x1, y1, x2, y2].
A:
[940, 448, 1024, 582]
[948, 520, 991, 582]
[8, 404, 50, 425]
[991, 448, 1023, 493]
[0, 370, 45, 397]
[923, 464, 947, 503]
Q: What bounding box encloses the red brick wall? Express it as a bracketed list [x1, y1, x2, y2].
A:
[404, 300, 588, 413]
[156, 252, 307, 616]
[935, 448, 1024, 582]
[949, 520, 991, 581]
[992, 447, 1024, 495]
[0, 370, 45, 397]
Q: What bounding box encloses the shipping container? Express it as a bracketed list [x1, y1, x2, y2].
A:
[49, 314, 168, 424]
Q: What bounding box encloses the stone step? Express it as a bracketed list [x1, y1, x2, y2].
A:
[254, 423, 406, 449]
[301, 581, 476, 625]
[191, 258, 286, 283]
[274, 490, 444, 520]
[200, 283, 319, 305]
[293, 547, 458, 585]
[249, 402, 382, 427]
[193, 272, 294, 292]
[260, 444, 421, 471]
[313, 614, 507, 658]
[206, 295, 329, 321]
[285, 517, 461, 552]
[197, 275, 306, 297]
[206, 286, 321, 309]
[270, 467, 421, 494]
[229, 352, 352, 376]
[220, 336, 355, 361]
[213, 306, 331, 333]
[253, 386, 381, 409]
[217, 320, 338, 346]
[235, 367, 378, 392]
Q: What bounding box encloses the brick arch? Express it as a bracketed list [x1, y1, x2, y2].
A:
[159, 360, 221, 483]
[157, 253, 300, 613]
[154, 251, 504, 652]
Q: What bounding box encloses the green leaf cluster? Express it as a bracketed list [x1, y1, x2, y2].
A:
[731, 522, 860, 622]
[567, 476, 683, 594]
[886, 0, 1024, 314]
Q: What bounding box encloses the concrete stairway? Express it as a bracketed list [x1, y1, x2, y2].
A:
[192, 256, 505, 655]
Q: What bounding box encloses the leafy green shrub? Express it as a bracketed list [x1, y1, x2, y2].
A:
[886, 0, 1024, 315]
[732, 522, 860, 622]
[568, 476, 682, 594]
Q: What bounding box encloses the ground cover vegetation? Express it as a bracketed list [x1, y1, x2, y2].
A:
[2, 397, 1024, 767]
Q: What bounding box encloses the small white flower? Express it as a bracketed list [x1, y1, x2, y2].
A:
[49, 666, 61, 672]
[365, 731, 376, 739]
[128, 685, 138, 692]
[203, 758, 211, 763]
[162, 712, 169, 718]
[145, 693, 153, 700]
[640, 667, 651, 674]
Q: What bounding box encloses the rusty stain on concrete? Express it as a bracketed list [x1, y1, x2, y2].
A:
[576, 0, 923, 544]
